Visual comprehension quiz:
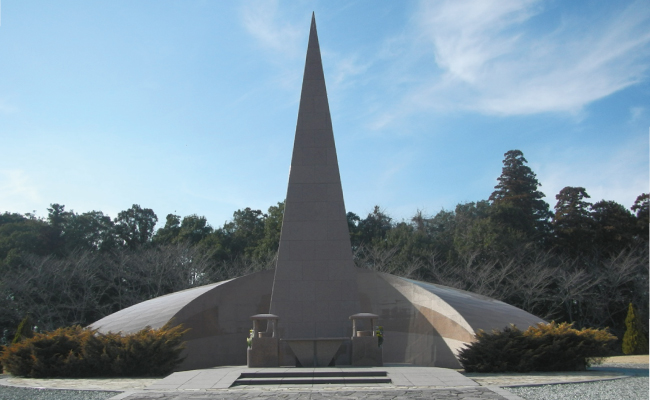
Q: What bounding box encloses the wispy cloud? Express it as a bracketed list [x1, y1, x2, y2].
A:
[424, 0, 541, 84]
[239, 2, 376, 108]
[411, 0, 650, 116]
[328, 53, 370, 88]
[0, 170, 41, 209]
[629, 106, 645, 122]
[240, 0, 302, 58]
[538, 136, 649, 210]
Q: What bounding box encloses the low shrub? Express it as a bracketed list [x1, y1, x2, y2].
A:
[0, 324, 188, 378]
[458, 322, 617, 373]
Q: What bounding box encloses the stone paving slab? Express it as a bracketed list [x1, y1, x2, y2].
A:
[0, 375, 157, 391]
[103, 366, 525, 400]
[147, 366, 479, 391]
[110, 387, 521, 400]
[2, 358, 647, 400]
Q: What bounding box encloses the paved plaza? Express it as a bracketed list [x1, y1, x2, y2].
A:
[2, 357, 648, 400]
[109, 388, 518, 400]
[98, 366, 525, 400]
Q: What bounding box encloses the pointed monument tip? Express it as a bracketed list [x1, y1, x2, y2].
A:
[309, 12, 317, 37]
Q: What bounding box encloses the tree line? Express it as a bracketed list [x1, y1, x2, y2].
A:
[0, 150, 647, 346]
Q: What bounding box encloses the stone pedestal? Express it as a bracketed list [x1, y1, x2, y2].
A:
[351, 336, 382, 366]
[247, 337, 280, 367]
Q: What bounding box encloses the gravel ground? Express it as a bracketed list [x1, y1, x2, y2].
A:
[0, 386, 116, 400]
[507, 376, 649, 400]
[507, 362, 649, 400]
[595, 362, 649, 369]
[1, 380, 648, 400]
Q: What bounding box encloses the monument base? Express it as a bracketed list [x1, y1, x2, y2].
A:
[247, 337, 280, 367]
[351, 336, 383, 366]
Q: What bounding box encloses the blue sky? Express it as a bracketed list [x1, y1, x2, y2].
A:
[1, 0, 649, 228]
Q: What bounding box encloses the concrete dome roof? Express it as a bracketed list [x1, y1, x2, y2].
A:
[91, 268, 544, 370]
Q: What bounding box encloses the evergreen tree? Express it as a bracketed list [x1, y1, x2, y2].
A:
[153, 214, 182, 245]
[427, 209, 456, 260]
[0, 213, 54, 268]
[631, 193, 649, 242]
[176, 215, 213, 245]
[357, 206, 393, 245]
[489, 150, 551, 242]
[214, 207, 266, 259]
[63, 210, 117, 253]
[347, 212, 362, 249]
[252, 202, 285, 258]
[591, 200, 636, 256]
[46, 204, 72, 256]
[622, 303, 649, 355]
[452, 201, 494, 258]
[114, 205, 158, 249]
[552, 187, 594, 256]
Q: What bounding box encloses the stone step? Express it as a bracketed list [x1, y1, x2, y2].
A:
[234, 376, 392, 385]
[239, 370, 388, 379]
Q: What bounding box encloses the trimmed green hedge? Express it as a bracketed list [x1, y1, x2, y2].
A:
[458, 322, 617, 372]
[0, 324, 188, 378]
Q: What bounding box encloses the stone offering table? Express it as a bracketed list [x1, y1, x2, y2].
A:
[283, 338, 348, 367]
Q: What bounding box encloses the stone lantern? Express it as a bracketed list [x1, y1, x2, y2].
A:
[247, 314, 279, 367]
[349, 313, 383, 366]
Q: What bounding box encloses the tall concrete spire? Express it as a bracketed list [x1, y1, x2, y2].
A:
[269, 14, 359, 339]
[89, 14, 548, 373]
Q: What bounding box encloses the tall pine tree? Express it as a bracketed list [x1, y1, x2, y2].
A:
[489, 150, 551, 243]
[631, 193, 649, 242]
[591, 200, 636, 256]
[552, 186, 594, 256]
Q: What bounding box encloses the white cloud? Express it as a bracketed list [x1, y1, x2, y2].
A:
[413, 0, 650, 116]
[629, 106, 645, 122]
[327, 53, 370, 88]
[423, 0, 541, 84]
[0, 170, 42, 211]
[537, 137, 649, 210]
[240, 0, 302, 58]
